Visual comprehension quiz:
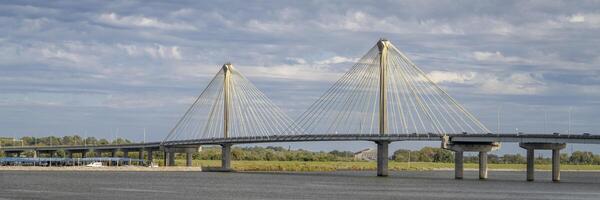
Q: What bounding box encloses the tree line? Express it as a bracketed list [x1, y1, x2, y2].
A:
[0, 135, 132, 147]
[2, 135, 600, 165]
[193, 146, 600, 165]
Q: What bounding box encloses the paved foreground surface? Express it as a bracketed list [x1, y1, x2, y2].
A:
[1, 170, 600, 200]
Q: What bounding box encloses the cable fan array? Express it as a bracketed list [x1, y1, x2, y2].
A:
[162, 64, 300, 142]
[294, 40, 490, 135]
[163, 39, 491, 142]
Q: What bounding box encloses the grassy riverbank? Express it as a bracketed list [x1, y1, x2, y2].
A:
[164, 160, 600, 171]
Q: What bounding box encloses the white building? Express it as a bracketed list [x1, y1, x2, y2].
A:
[354, 148, 377, 161]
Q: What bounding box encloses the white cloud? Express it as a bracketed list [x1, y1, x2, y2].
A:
[472, 51, 521, 63]
[568, 14, 585, 23]
[98, 13, 196, 30]
[314, 56, 358, 65]
[39, 47, 83, 63]
[117, 44, 182, 60]
[479, 73, 546, 95]
[427, 71, 476, 84]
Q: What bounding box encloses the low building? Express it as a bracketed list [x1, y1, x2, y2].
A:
[354, 148, 377, 161]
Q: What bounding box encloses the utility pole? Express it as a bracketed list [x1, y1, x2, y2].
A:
[497, 106, 501, 134]
[568, 107, 573, 134]
[143, 128, 146, 144]
[544, 109, 548, 134]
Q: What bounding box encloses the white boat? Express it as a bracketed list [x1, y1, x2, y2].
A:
[86, 162, 103, 167]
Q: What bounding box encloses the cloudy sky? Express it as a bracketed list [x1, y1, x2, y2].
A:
[1, 1, 599, 152]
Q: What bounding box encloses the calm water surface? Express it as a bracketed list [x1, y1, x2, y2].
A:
[1, 170, 599, 200]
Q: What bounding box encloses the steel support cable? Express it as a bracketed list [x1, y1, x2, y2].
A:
[305, 53, 377, 134]
[232, 75, 257, 137]
[326, 55, 376, 133]
[294, 47, 379, 134]
[204, 88, 224, 139]
[388, 54, 419, 134]
[230, 76, 246, 137]
[198, 73, 225, 139]
[190, 79, 223, 140]
[172, 75, 220, 141]
[392, 53, 452, 134]
[392, 46, 490, 133]
[236, 74, 292, 137]
[394, 52, 464, 133]
[357, 53, 380, 134]
[336, 59, 370, 133]
[388, 56, 403, 134]
[394, 54, 430, 132]
[391, 52, 444, 134]
[325, 61, 367, 133]
[236, 81, 260, 138]
[238, 75, 289, 137]
[238, 74, 299, 136]
[391, 58, 412, 134]
[340, 59, 378, 134]
[351, 59, 379, 134]
[387, 57, 409, 134]
[195, 74, 224, 140]
[234, 77, 269, 137]
[162, 71, 222, 143]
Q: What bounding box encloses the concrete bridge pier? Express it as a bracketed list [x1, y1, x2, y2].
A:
[221, 144, 232, 171]
[454, 150, 464, 179]
[146, 149, 154, 165]
[446, 142, 500, 180]
[66, 151, 73, 158]
[122, 150, 129, 165]
[519, 143, 566, 182]
[184, 147, 197, 167]
[138, 150, 144, 166]
[163, 149, 176, 166]
[375, 141, 389, 177]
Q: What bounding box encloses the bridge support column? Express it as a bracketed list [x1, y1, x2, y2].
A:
[526, 148, 534, 181]
[184, 147, 198, 167]
[168, 152, 175, 166]
[147, 150, 153, 165]
[33, 150, 38, 158]
[163, 149, 175, 167]
[138, 150, 144, 166]
[445, 142, 500, 180]
[454, 151, 463, 179]
[519, 143, 565, 182]
[479, 151, 488, 179]
[376, 141, 389, 177]
[186, 152, 193, 167]
[552, 148, 561, 182]
[123, 150, 129, 165]
[221, 144, 232, 171]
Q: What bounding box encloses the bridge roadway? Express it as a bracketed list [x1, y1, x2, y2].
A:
[2, 133, 599, 152]
[2, 133, 599, 182]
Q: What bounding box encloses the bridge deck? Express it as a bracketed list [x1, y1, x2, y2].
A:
[1, 134, 599, 152]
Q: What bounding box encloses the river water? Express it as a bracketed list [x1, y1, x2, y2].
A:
[1, 170, 599, 200]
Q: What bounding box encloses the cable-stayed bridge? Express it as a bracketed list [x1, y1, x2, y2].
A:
[2, 39, 600, 182]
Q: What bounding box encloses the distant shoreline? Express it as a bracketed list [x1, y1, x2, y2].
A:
[2, 160, 600, 172]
